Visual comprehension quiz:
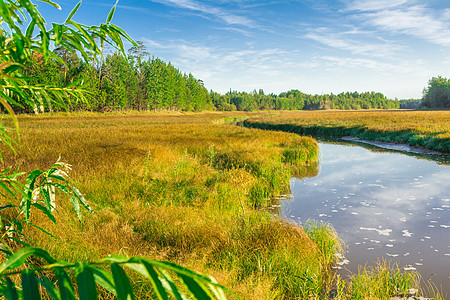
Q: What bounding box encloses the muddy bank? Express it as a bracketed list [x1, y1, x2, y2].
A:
[341, 136, 450, 156]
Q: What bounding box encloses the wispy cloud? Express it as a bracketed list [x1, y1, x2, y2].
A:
[148, 0, 256, 28]
[141, 37, 298, 91]
[305, 27, 402, 57]
[315, 55, 417, 74]
[348, 0, 411, 12]
[346, 0, 450, 46]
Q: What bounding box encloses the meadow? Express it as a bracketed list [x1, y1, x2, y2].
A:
[242, 110, 450, 152]
[2, 111, 339, 299]
[1, 111, 432, 298]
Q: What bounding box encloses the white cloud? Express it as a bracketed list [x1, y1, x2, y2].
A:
[365, 5, 450, 46]
[305, 28, 403, 57]
[148, 0, 256, 28]
[348, 0, 411, 11]
[346, 1, 450, 46]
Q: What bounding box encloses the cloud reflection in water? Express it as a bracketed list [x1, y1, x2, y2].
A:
[284, 142, 450, 293]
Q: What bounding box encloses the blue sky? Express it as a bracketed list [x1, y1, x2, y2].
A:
[40, 0, 450, 99]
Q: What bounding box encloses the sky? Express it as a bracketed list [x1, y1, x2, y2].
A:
[39, 0, 450, 99]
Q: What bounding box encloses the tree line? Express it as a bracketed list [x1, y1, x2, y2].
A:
[211, 89, 398, 111]
[19, 42, 400, 113]
[22, 42, 212, 113]
[420, 76, 450, 109]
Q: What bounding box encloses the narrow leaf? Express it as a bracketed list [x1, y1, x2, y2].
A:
[91, 267, 116, 295]
[4, 277, 19, 300]
[179, 274, 212, 300]
[106, 1, 118, 24]
[29, 223, 56, 239]
[69, 196, 81, 220]
[158, 270, 184, 300]
[0, 247, 56, 273]
[31, 203, 56, 224]
[22, 269, 41, 300]
[140, 261, 168, 300]
[37, 274, 59, 300]
[75, 263, 97, 300]
[37, 0, 62, 10]
[65, 2, 81, 23]
[111, 263, 135, 300]
[55, 268, 76, 300]
[71, 185, 92, 213]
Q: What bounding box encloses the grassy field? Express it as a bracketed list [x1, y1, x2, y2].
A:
[242, 110, 450, 152]
[1, 111, 433, 298]
[2, 111, 340, 299]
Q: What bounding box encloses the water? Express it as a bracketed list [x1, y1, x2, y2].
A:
[281, 141, 450, 294]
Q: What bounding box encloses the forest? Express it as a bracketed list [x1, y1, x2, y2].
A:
[420, 76, 450, 109]
[21, 42, 400, 113]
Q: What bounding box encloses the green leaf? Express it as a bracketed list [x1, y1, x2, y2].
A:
[4, 277, 19, 300]
[65, 1, 81, 23]
[7, 236, 30, 248]
[106, 1, 118, 24]
[179, 274, 211, 300]
[37, 273, 59, 300]
[0, 181, 18, 200]
[69, 195, 81, 220]
[91, 267, 116, 295]
[75, 263, 97, 300]
[56, 268, 76, 300]
[158, 270, 184, 300]
[71, 185, 92, 213]
[37, 0, 62, 10]
[0, 247, 56, 274]
[52, 182, 70, 195]
[25, 20, 37, 39]
[140, 261, 168, 300]
[29, 223, 56, 239]
[21, 169, 43, 222]
[21, 269, 41, 300]
[31, 202, 56, 224]
[111, 263, 135, 300]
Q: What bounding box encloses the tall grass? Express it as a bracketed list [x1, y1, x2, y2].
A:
[243, 110, 450, 152]
[3, 111, 343, 299]
[4, 111, 433, 298]
[340, 260, 420, 299]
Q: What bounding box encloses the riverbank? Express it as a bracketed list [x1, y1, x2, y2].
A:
[242, 110, 450, 153]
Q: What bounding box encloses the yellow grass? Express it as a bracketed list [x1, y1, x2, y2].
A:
[244, 110, 450, 152]
[2, 111, 343, 299]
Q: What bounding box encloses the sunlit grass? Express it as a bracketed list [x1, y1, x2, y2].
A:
[3, 110, 436, 298]
[337, 260, 420, 299]
[243, 110, 450, 152]
[3, 111, 343, 299]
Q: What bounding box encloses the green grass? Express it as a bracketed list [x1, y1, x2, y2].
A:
[337, 260, 420, 300]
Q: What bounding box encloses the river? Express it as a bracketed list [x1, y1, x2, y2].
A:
[280, 140, 450, 295]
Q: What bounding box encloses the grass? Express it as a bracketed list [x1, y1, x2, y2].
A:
[2, 110, 436, 299]
[2, 111, 344, 299]
[332, 260, 421, 299]
[242, 110, 450, 152]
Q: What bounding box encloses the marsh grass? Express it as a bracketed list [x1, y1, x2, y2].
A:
[243, 110, 450, 152]
[340, 259, 420, 299]
[2, 111, 345, 299]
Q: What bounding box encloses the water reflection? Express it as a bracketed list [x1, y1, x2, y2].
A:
[282, 142, 450, 294]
